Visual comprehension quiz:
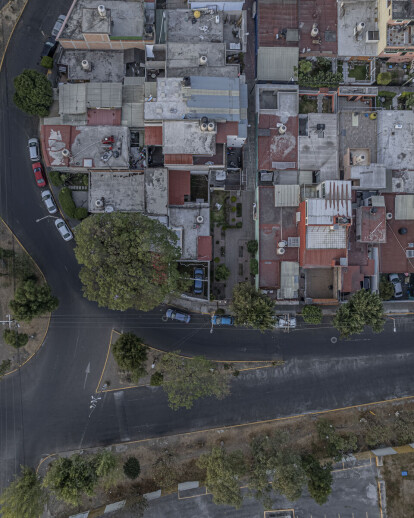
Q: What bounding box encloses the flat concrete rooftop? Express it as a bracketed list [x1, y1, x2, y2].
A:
[339, 111, 377, 168]
[337, 0, 379, 57]
[167, 9, 224, 43]
[167, 42, 226, 74]
[60, 0, 144, 40]
[145, 168, 168, 215]
[60, 50, 125, 83]
[377, 111, 414, 171]
[256, 84, 299, 117]
[169, 206, 210, 260]
[163, 121, 216, 155]
[89, 171, 145, 212]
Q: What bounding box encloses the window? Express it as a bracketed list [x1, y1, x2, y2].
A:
[406, 250, 414, 258]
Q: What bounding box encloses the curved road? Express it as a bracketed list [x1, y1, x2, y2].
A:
[1, 0, 414, 490]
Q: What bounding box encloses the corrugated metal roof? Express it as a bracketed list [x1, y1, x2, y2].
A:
[121, 103, 144, 128]
[395, 195, 414, 220]
[274, 185, 300, 207]
[279, 261, 299, 299]
[122, 85, 144, 103]
[59, 83, 86, 114]
[86, 83, 122, 109]
[257, 47, 298, 81]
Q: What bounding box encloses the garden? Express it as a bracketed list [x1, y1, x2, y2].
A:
[296, 58, 343, 88]
[49, 171, 89, 221]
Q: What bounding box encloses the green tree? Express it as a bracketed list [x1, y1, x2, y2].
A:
[10, 279, 58, 322]
[299, 60, 313, 74]
[316, 419, 358, 461]
[198, 447, 246, 509]
[94, 450, 116, 478]
[13, 69, 53, 116]
[301, 454, 333, 505]
[123, 457, 141, 479]
[150, 371, 164, 386]
[0, 466, 47, 518]
[247, 240, 258, 255]
[271, 448, 306, 502]
[152, 451, 178, 490]
[249, 435, 274, 508]
[74, 213, 184, 311]
[43, 455, 98, 505]
[333, 290, 385, 339]
[3, 329, 28, 348]
[377, 72, 392, 85]
[231, 283, 274, 331]
[379, 280, 394, 301]
[40, 56, 53, 69]
[160, 352, 230, 410]
[0, 359, 11, 377]
[250, 258, 259, 275]
[302, 305, 322, 324]
[112, 333, 148, 382]
[215, 264, 230, 281]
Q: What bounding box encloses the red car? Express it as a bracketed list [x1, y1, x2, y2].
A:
[32, 162, 46, 187]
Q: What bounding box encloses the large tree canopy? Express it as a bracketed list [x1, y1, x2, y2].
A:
[74, 213, 183, 311]
[333, 289, 385, 339]
[231, 283, 274, 331]
[13, 70, 53, 116]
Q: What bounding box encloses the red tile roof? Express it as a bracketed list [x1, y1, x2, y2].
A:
[145, 126, 163, 146]
[40, 125, 80, 168]
[87, 109, 121, 126]
[379, 194, 414, 273]
[299, 0, 338, 56]
[198, 236, 212, 261]
[164, 154, 193, 165]
[357, 206, 386, 243]
[258, 115, 298, 170]
[258, 0, 298, 47]
[216, 122, 239, 144]
[342, 265, 363, 293]
[168, 170, 190, 206]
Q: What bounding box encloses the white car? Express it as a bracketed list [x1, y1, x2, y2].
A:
[52, 14, 66, 37]
[28, 138, 40, 161]
[389, 274, 403, 298]
[41, 190, 57, 214]
[55, 218, 73, 241]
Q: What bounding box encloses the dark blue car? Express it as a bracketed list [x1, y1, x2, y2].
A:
[193, 268, 204, 295]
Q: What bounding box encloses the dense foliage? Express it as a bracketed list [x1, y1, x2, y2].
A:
[112, 333, 148, 382]
[123, 457, 141, 479]
[13, 70, 53, 116]
[231, 283, 274, 331]
[0, 466, 47, 518]
[9, 279, 58, 322]
[301, 305, 322, 324]
[3, 329, 28, 348]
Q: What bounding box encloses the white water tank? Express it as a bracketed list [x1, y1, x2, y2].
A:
[199, 55, 208, 66]
[200, 123, 208, 132]
[278, 124, 287, 135]
[62, 148, 70, 157]
[98, 5, 106, 17]
[277, 247, 286, 255]
[278, 240, 287, 248]
[207, 122, 216, 132]
[95, 199, 104, 208]
[356, 22, 365, 32]
[311, 23, 319, 37]
[196, 215, 204, 224]
[81, 59, 91, 71]
[386, 212, 393, 220]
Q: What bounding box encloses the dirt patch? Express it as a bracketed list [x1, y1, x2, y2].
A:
[383, 453, 414, 518]
[0, 220, 50, 375]
[39, 397, 414, 517]
[97, 330, 282, 392]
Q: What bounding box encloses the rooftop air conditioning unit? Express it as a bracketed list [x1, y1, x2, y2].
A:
[98, 5, 106, 17]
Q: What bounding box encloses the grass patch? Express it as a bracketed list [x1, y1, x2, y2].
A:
[299, 95, 318, 114]
[348, 64, 368, 81]
[377, 90, 396, 110]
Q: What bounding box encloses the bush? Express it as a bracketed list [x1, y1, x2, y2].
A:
[302, 305, 323, 324]
[0, 359, 11, 377]
[40, 56, 53, 69]
[10, 279, 58, 322]
[250, 258, 258, 275]
[58, 187, 76, 218]
[150, 372, 164, 386]
[49, 171, 64, 187]
[377, 72, 392, 85]
[3, 329, 29, 348]
[123, 457, 141, 479]
[215, 264, 230, 281]
[231, 206, 236, 213]
[112, 333, 148, 382]
[379, 280, 394, 301]
[316, 419, 358, 461]
[230, 196, 237, 203]
[247, 240, 258, 255]
[74, 207, 88, 220]
[13, 69, 53, 116]
[214, 257, 220, 263]
[299, 60, 313, 74]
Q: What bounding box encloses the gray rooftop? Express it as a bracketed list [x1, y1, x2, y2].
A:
[349, 164, 387, 190]
[59, 83, 123, 115]
[60, 50, 125, 82]
[167, 9, 223, 43]
[392, 0, 414, 20]
[337, 0, 379, 57]
[60, 0, 144, 40]
[144, 76, 247, 123]
[256, 84, 299, 117]
[145, 168, 168, 215]
[122, 81, 145, 127]
[89, 171, 145, 212]
[299, 114, 339, 181]
[163, 121, 216, 155]
[339, 111, 377, 168]
[392, 171, 414, 194]
[166, 42, 234, 77]
[169, 206, 210, 260]
[395, 195, 414, 220]
[257, 47, 298, 81]
[71, 126, 130, 169]
[377, 111, 414, 171]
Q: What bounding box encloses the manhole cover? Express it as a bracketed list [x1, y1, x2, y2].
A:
[331, 336, 338, 344]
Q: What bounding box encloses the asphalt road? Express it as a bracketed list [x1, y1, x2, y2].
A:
[1, 0, 414, 495]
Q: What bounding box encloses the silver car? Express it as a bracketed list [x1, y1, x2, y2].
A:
[51, 14, 66, 37]
[55, 218, 73, 241]
[41, 190, 57, 214]
[389, 274, 403, 298]
[28, 138, 40, 161]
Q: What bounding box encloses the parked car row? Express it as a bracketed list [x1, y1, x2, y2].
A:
[164, 309, 235, 326]
[28, 138, 73, 242]
[40, 14, 66, 59]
